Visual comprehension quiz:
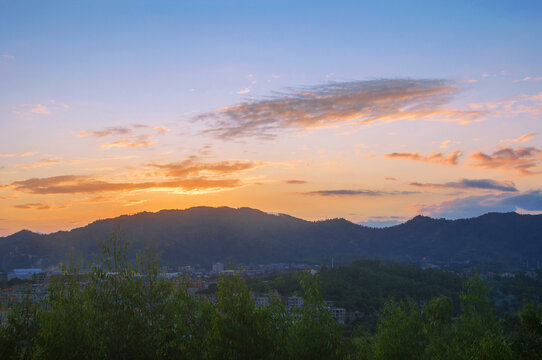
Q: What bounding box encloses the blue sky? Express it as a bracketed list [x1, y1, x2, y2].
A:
[1, 1, 541, 234]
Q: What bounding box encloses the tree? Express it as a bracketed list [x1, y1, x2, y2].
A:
[510, 301, 542, 359]
[423, 296, 455, 360]
[0, 286, 39, 360]
[372, 298, 425, 360]
[285, 271, 346, 360]
[452, 276, 512, 360]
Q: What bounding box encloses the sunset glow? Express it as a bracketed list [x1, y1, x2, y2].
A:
[1, 1, 542, 235]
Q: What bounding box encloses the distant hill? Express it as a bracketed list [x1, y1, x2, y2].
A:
[0, 207, 541, 270]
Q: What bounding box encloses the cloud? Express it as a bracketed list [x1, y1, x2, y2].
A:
[195, 79, 485, 139]
[6, 157, 259, 196]
[9, 175, 242, 195]
[384, 150, 462, 165]
[470, 146, 541, 175]
[13, 203, 51, 210]
[440, 140, 460, 148]
[237, 88, 251, 95]
[78, 126, 133, 138]
[150, 158, 258, 177]
[30, 104, 50, 114]
[154, 126, 170, 135]
[100, 136, 154, 149]
[122, 199, 148, 207]
[0, 152, 38, 158]
[2, 54, 15, 60]
[284, 179, 308, 184]
[500, 133, 538, 143]
[409, 178, 518, 192]
[513, 76, 542, 83]
[305, 189, 418, 197]
[415, 190, 542, 219]
[16, 157, 64, 170]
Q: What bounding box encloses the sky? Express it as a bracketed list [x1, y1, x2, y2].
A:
[1, 0, 542, 235]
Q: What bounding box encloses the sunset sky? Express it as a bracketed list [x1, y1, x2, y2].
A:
[1, 1, 542, 235]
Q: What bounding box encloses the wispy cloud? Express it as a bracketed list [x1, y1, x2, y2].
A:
[384, 150, 462, 165]
[440, 140, 460, 148]
[30, 104, 50, 114]
[13, 203, 51, 210]
[78, 126, 133, 138]
[500, 133, 538, 143]
[100, 136, 154, 149]
[470, 146, 541, 175]
[195, 79, 485, 139]
[9, 175, 243, 195]
[16, 157, 64, 170]
[237, 88, 251, 95]
[512, 76, 542, 83]
[154, 126, 170, 135]
[6, 157, 259, 195]
[414, 190, 542, 219]
[409, 178, 518, 192]
[0, 152, 38, 158]
[305, 189, 419, 196]
[150, 158, 258, 177]
[284, 179, 308, 184]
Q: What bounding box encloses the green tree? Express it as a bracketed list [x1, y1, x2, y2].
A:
[452, 276, 513, 360]
[510, 301, 542, 359]
[0, 286, 39, 360]
[423, 296, 455, 360]
[210, 272, 286, 360]
[33, 262, 98, 360]
[285, 271, 346, 360]
[372, 298, 425, 360]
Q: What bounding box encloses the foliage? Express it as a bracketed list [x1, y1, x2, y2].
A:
[0, 230, 539, 359]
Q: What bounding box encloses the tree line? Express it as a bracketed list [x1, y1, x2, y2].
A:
[1, 233, 541, 359]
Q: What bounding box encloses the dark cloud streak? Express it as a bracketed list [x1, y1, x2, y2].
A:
[195, 79, 485, 139]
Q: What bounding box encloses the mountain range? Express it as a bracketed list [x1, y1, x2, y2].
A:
[1, 206, 541, 270]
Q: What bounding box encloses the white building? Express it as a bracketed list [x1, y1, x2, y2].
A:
[212, 262, 225, 273]
[254, 296, 270, 308]
[7, 268, 43, 281]
[287, 296, 304, 312]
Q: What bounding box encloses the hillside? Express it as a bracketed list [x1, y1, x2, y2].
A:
[1, 207, 541, 270]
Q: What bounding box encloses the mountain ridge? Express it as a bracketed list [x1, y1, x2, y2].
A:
[0, 207, 540, 270]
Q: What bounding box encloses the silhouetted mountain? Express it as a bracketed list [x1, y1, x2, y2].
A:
[1, 207, 541, 270]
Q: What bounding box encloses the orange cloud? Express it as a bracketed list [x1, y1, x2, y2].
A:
[30, 104, 50, 114]
[100, 137, 154, 149]
[500, 133, 538, 143]
[16, 157, 64, 169]
[150, 159, 259, 177]
[13, 203, 51, 210]
[195, 79, 486, 139]
[154, 126, 170, 135]
[9, 175, 242, 195]
[283, 179, 308, 184]
[384, 150, 462, 165]
[470, 146, 541, 175]
[78, 126, 133, 138]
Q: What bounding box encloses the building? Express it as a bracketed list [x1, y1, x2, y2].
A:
[212, 262, 225, 273]
[7, 268, 43, 281]
[287, 296, 303, 312]
[330, 307, 346, 323]
[254, 296, 270, 308]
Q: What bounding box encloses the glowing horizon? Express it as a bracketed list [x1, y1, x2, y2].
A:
[1, 1, 542, 236]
